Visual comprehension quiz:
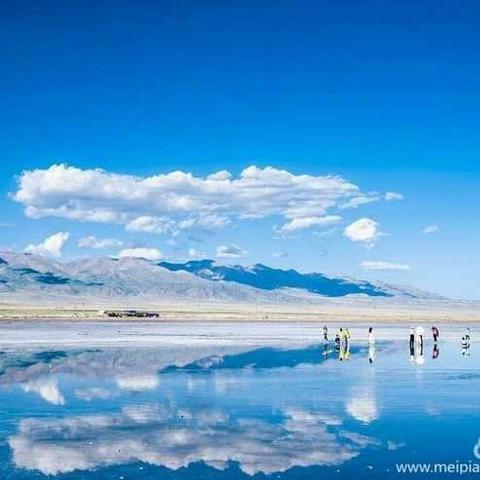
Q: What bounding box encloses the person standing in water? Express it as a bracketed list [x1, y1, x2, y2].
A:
[368, 327, 375, 346]
[368, 329, 375, 364]
[465, 328, 471, 342]
[409, 328, 415, 352]
[345, 328, 351, 348]
[432, 326, 439, 343]
[339, 331, 350, 361]
[323, 325, 328, 343]
[415, 326, 425, 349]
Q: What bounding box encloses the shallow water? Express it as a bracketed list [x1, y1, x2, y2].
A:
[0, 322, 478, 479]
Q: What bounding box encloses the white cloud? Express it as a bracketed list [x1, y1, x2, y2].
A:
[13, 164, 379, 235]
[216, 244, 249, 259]
[272, 251, 288, 258]
[340, 194, 380, 209]
[124, 214, 231, 236]
[359, 260, 411, 271]
[384, 192, 404, 201]
[422, 225, 439, 235]
[25, 232, 70, 257]
[280, 215, 342, 233]
[343, 218, 383, 247]
[118, 248, 162, 261]
[77, 236, 123, 249]
[188, 248, 206, 259]
[126, 216, 175, 234]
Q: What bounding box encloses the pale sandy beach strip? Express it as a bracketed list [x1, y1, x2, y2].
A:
[0, 299, 479, 323]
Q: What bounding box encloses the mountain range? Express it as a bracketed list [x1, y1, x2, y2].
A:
[0, 251, 444, 306]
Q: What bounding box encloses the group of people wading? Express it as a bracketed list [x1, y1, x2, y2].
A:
[322, 325, 356, 362]
[321, 325, 472, 364]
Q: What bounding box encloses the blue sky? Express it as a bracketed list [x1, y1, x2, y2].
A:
[0, 0, 479, 299]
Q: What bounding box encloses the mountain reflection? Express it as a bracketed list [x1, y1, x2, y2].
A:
[0, 343, 365, 389]
[162, 344, 364, 373]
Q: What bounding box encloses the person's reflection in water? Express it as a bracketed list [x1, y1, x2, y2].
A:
[415, 338, 425, 365]
[339, 334, 350, 361]
[334, 333, 341, 352]
[432, 343, 440, 360]
[461, 337, 471, 356]
[410, 337, 415, 364]
[368, 343, 376, 364]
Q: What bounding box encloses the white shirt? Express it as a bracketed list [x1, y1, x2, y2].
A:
[415, 326, 425, 336]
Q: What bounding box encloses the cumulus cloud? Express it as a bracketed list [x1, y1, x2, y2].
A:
[77, 236, 123, 249]
[384, 192, 404, 201]
[8, 405, 374, 476]
[13, 164, 379, 236]
[216, 244, 249, 259]
[359, 261, 411, 271]
[343, 218, 383, 247]
[422, 225, 439, 235]
[25, 232, 70, 257]
[118, 248, 162, 261]
[280, 215, 342, 233]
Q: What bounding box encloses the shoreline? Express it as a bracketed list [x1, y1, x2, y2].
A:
[0, 319, 474, 349]
[1, 303, 479, 323]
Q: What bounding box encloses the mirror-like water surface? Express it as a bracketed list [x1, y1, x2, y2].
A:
[0, 322, 478, 479]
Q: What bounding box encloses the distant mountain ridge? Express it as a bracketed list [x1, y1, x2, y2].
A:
[159, 260, 391, 298]
[0, 251, 444, 304]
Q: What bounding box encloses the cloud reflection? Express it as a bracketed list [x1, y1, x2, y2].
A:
[115, 374, 159, 391]
[346, 390, 379, 424]
[21, 377, 65, 405]
[9, 405, 375, 476]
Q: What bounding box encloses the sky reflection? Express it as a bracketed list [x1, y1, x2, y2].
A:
[0, 337, 479, 479]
